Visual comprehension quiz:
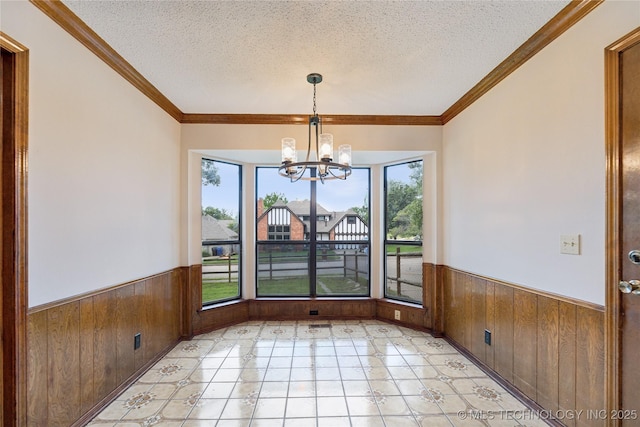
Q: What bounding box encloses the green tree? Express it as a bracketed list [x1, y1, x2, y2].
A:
[202, 206, 234, 220]
[351, 196, 369, 225]
[202, 159, 221, 187]
[386, 180, 418, 238]
[263, 192, 288, 210]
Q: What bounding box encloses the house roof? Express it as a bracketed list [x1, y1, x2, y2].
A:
[286, 200, 330, 217]
[202, 215, 238, 241]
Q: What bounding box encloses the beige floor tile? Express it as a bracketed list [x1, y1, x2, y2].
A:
[90, 320, 546, 427]
[382, 415, 420, 426]
[316, 396, 348, 417]
[376, 395, 412, 416]
[187, 398, 227, 419]
[201, 381, 235, 399]
[317, 416, 351, 427]
[345, 395, 381, 416]
[284, 397, 316, 418]
[219, 397, 256, 419]
[287, 380, 316, 397]
[284, 418, 317, 426]
[350, 416, 386, 426]
[253, 397, 287, 418]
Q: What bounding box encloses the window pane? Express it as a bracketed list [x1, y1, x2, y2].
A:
[256, 167, 370, 298]
[257, 243, 310, 296]
[385, 244, 422, 304]
[201, 159, 241, 305]
[385, 161, 423, 240]
[257, 168, 311, 242]
[316, 168, 370, 238]
[316, 243, 369, 296]
[384, 160, 423, 304]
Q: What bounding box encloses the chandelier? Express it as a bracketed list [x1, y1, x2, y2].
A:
[278, 73, 352, 182]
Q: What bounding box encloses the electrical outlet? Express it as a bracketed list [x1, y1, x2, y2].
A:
[134, 333, 141, 350]
[560, 234, 580, 255]
[394, 310, 401, 320]
[484, 329, 491, 345]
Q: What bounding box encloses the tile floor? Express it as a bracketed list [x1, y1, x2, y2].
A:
[87, 320, 549, 427]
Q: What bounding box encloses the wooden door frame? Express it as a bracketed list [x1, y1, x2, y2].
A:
[1, 32, 28, 427]
[605, 27, 640, 426]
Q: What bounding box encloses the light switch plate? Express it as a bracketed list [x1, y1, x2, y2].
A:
[560, 234, 580, 255]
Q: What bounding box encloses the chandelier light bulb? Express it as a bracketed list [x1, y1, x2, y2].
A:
[281, 138, 297, 163]
[338, 144, 352, 167]
[318, 133, 333, 161]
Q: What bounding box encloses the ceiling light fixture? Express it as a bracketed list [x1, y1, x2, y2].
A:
[279, 73, 352, 183]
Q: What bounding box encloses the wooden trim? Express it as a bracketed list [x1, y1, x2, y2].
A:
[604, 26, 640, 427]
[1, 31, 29, 427]
[28, 0, 183, 122]
[441, 0, 603, 124]
[445, 266, 604, 312]
[181, 113, 442, 126]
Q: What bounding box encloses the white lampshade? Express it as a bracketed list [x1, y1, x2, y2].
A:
[318, 133, 333, 160]
[338, 144, 352, 167]
[281, 138, 297, 163]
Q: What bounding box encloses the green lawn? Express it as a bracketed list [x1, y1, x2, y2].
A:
[202, 275, 369, 301]
[202, 255, 238, 266]
[257, 276, 369, 296]
[202, 278, 239, 303]
[385, 244, 422, 255]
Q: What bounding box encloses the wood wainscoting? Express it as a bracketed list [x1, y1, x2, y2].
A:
[26, 268, 185, 427]
[442, 267, 605, 427]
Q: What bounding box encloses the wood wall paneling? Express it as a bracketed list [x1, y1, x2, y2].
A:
[536, 296, 559, 412]
[441, 267, 605, 425]
[558, 301, 577, 427]
[79, 298, 95, 415]
[470, 276, 486, 362]
[134, 280, 147, 370]
[27, 269, 184, 427]
[575, 306, 605, 427]
[92, 290, 118, 402]
[26, 310, 47, 426]
[116, 286, 135, 385]
[493, 284, 514, 383]
[484, 281, 495, 370]
[512, 288, 538, 400]
[47, 303, 81, 426]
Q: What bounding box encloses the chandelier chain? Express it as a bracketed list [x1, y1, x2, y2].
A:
[312, 82, 317, 116]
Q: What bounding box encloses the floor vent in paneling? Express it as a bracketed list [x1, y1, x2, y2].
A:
[309, 324, 332, 329]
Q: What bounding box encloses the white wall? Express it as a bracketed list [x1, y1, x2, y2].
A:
[442, 1, 640, 305]
[2, 2, 182, 307]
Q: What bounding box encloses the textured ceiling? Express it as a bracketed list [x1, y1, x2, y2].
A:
[63, 0, 570, 116]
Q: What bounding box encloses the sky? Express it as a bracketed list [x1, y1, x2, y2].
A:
[201, 160, 418, 217]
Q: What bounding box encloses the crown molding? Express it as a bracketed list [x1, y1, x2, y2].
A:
[31, 0, 600, 126]
[29, 0, 183, 122]
[441, 0, 603, 124]
[181, 113, 442, 126]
